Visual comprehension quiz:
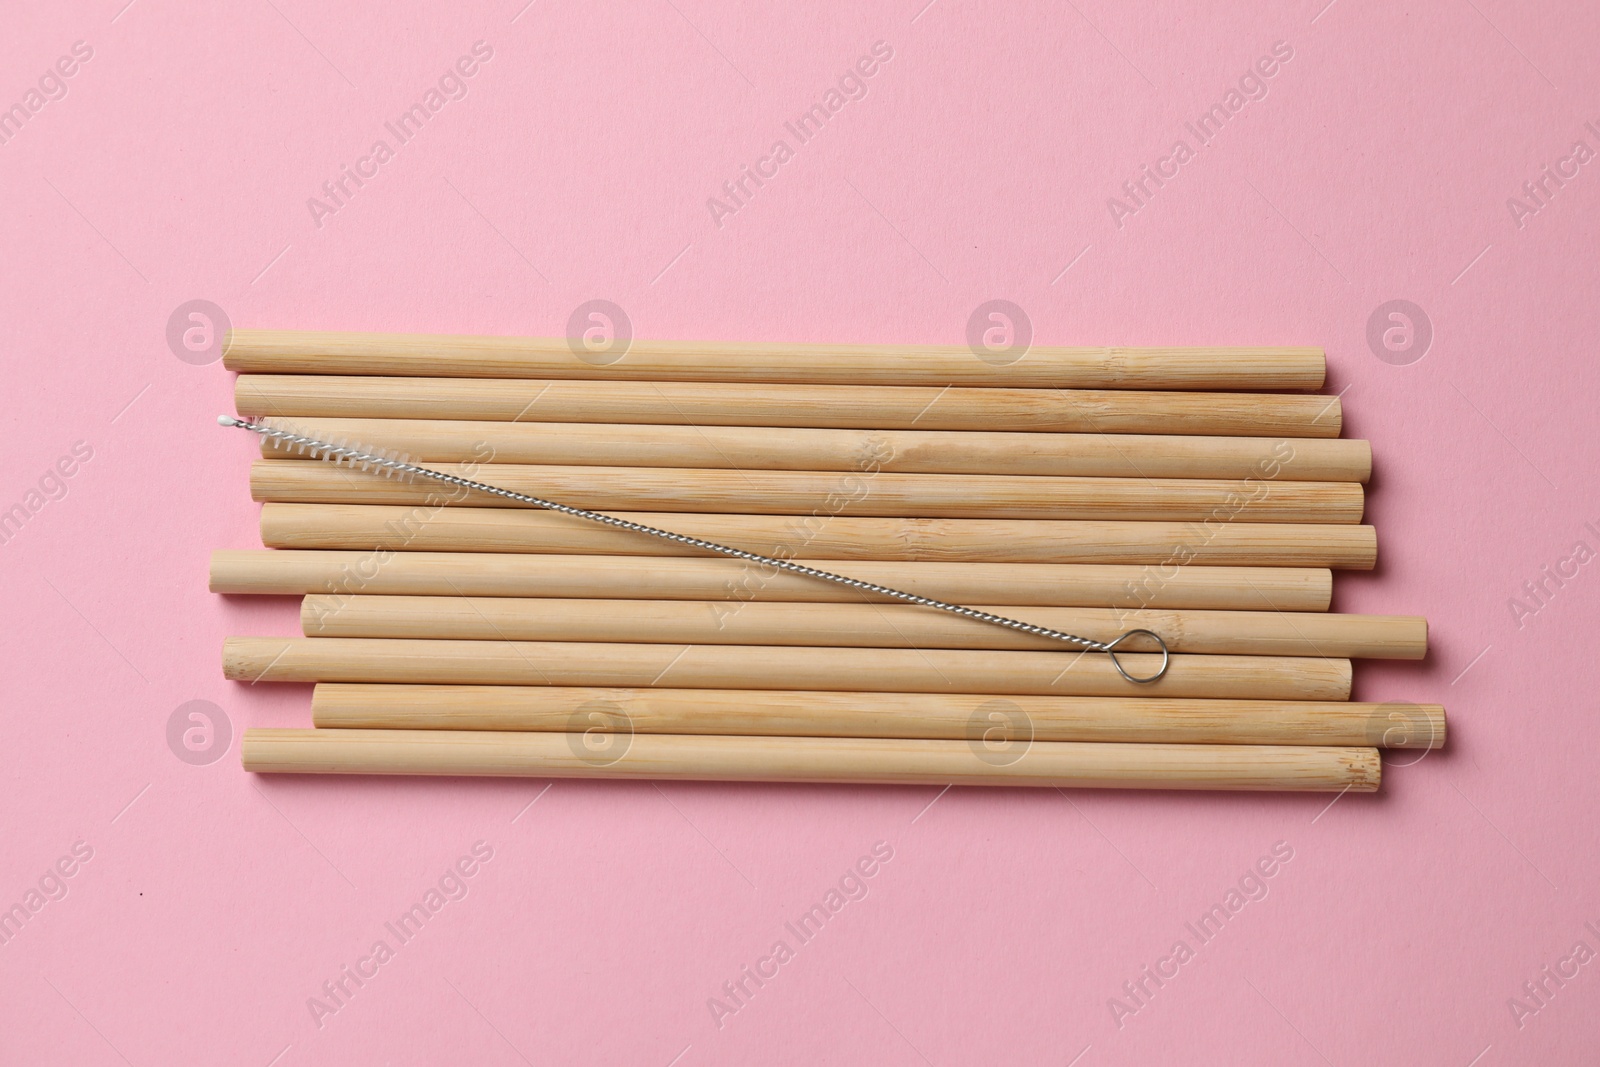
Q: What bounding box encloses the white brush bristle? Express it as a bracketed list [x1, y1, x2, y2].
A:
[319, 435, 414, 480]
[233, 414, 418, 482]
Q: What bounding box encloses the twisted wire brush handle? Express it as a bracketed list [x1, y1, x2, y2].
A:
[220, 416, 1171, 683]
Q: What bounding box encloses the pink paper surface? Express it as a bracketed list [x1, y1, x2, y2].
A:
[2, 1, 1597, 1063]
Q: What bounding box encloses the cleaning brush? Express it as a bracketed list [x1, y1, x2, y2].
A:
[219, 415, 1171, 682]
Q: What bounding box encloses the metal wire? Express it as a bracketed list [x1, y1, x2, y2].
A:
[221, 415, 1171, 682]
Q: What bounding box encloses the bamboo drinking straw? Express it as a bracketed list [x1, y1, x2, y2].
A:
[259, 504, 1380, 568]
[256, 419, 1373, 482]
[235, 376, 1344, 437]
[223, 330, 1326, 390]
[222, 637, 1352, 699]
[210, 550, 1334, 611]
[240, 729, 1380, 792]
[299, 596, 1426, 659]
[310, 684, 1446, 748]
[249, 460, 1366, 523]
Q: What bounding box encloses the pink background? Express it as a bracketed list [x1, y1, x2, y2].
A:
[3, 0, 1598, 1063]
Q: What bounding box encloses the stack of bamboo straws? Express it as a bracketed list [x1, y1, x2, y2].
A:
[213, 331, 1441, 792]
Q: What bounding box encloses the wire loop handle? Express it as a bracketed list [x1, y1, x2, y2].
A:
[1101, 628, 1171, 684]
[221, 416, 1170, 682]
